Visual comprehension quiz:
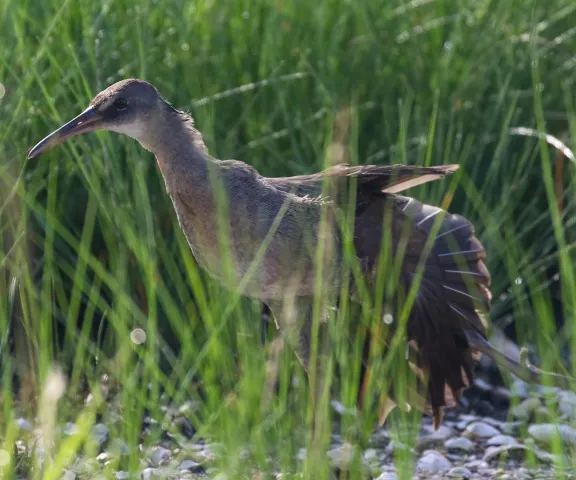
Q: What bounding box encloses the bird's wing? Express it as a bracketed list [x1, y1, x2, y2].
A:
[265, 164, 459, 199]
[354, 194, 491, 428]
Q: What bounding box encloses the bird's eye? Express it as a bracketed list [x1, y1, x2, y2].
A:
[113, 98, 128, 110]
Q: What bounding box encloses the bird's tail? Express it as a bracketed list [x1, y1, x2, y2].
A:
[361, 194, 574, 428]
[465, 330, 575, 390]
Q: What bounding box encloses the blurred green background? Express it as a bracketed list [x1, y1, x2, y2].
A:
[1, 0, 575, 478]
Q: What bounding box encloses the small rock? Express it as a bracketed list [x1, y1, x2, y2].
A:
[331, 400, 357, 416]
[327, 443, 355, 468]
[375, 474, 398, 480]
[511, 397, 541, 421]
[446, 466, 472, 478]
[535, 406, 552, 422]
[486, 435, 519, 447]
[363, 448, 376, 460]
[455, 419, 473, 431]
[483, 444, 528, 462]
[149, 446, 171, 466]
[60, 470, 76, 480]
[173, 416, 196, 439]
[96, 452, 111, 463]
[76, 458, 99, 476]
[480, 417, 503, 428]
[116, 472, 130, 480]
[492, 386, 511, 404]
[91, 424, 110, 449]
[473, 400, 495, 416]
[528, 423, 576, 445]
[327, 442, 369, 473]
[465, 459, 488, 471]
[500, 421, 522, 436]
[141, 468, 161, 480]
[64, 422, 79, 436]
[109, 438, 130, 455]
[473, 377, 493, 393]
[557, 390, 576, 420]
[459, 414, 478, 423]
[416, 450, 452, 474]
[178, 459, 205, 473]
[514, 468, 534, 479]
[538, 385, 560, 396]
[417, 425, 454, 450]
[510, 379, 529, 399]
[368, 429, 390, 448]
[534, 447, 560, 464]
[177, 400, 200, 416]
[444, 436, 474, 453]
[15, 417, 32, 431]
[464, 421, 500, 438]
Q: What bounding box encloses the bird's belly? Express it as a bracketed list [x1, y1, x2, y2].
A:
[171, 197, 336, 300]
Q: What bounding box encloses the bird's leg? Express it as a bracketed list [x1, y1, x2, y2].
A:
[261, 332, 285, 410]
[260, 303, 271, 345]
[267, 298, 333, 452]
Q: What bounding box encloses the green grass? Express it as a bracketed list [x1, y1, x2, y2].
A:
[1, 0, 576, 478]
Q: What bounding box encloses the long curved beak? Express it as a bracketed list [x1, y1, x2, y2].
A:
[27, 106, 104, 159]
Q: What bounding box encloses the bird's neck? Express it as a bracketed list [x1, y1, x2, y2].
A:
[143, 111, 212, 187]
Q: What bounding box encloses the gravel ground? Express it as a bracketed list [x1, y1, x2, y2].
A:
[7, 366, 576, 479]
[8, 378, 576, 479]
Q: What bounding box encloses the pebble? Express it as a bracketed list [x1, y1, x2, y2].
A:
[96, 452, 111, 463]
[141, 468, 161, 480]
[64, 422, 79, 436]
[331, 400, 357, 416]
[178, 459, 205, 473]
[510, 397, 541, 421]
[464, 421, 500, 438]
[538, 385, 560, 396]
[446, 466, 472, 478]
[15, 417, 32, 431]
[444, 436, 474, 453]
[492, 386, 512, 404]
[76, 458, 99, 476]
[115, 472, 130, 479]
[149, 446, 171, 466]
[375, 473, 399, 480]
[514, 468, 534, 479]
[473, 377, 493, 393]
[417, 425, 454, 450]
[416, 450, 452, 474]
[173, 416, 196, 439]
[528, 423, 576, 445]
[486, 435, 519, 446]
[465, 459, 489, 471]
[368, 429, 390, 448]
[500, 421, 522, 436]
[109, 438, 130, 455]
[483, 444, 528, 462]
[509, 379, 529, 399]
[91, 424, 110, 449]
[557, 390, 576, 420]
[327, 442, 369, 473]
[60, 470, 77, 480]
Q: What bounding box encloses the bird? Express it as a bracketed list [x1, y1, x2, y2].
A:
[28, 78, 573, 430]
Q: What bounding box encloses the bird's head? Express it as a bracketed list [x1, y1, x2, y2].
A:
[28, 79, 179, 158]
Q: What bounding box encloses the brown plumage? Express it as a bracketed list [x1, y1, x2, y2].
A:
[28, 78, 573, 430]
